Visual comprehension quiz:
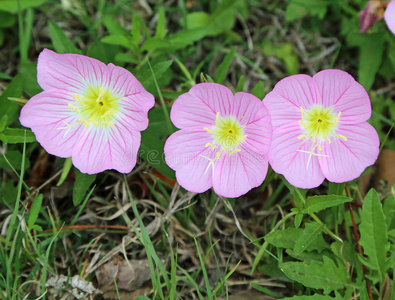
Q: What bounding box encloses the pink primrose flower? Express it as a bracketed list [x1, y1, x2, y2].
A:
[20, 49, 154, 174]
[385, 0, 395, 34]
[359, 0, 384, 33]
[164, 83, 272, 198]
[264, 69, 379, 189]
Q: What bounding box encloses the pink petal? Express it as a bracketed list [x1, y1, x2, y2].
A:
[107, 64, 155, 106]
[37, 49, 108, 93]
[212, 148, 269, 198]
[385, 0, 395, 35]
[232, 92, 267, 125]
[263, 74, 321, 128]
[268, 123, 325, 189]
[117, 90, 155, 131]
[242, 110, 272, 155]
[71, 123, 140, 174]
[319, 122, 380, 183]
[313, 70, 371, 124]
[19, 89, 84, 157]
[164, 130, 214, 193]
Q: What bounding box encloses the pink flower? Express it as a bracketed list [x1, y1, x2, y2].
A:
[263, 70, 379, 189]
[359, 0, 383, 33]
[164, 83, 272, 198]
[20, 49, 154, 174]
[385, 0, 395, 34]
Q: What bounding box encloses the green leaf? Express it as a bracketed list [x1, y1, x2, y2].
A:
[359, 189, 390, 281]
[0, 128, 36, 144]
[57, 157, 72, 186]
[0, 74, 23, 126]
[265, 227, 328, 253]
[131, 13, 143, 46]
[281, 176, 307, 209]
[73, 169, 96, 206]
[214, 46, 236, 84]
[0, 115, 8, 132]
[101, 34, 131, 48]
[349, 33, 385, 91]
[28, 194, 43, 230]
[280, 256, 350, 294]
[294, 213, 303, 228]
[87, 41, 120, 64]
[294, 222, 324, 255]
[155, 7, 167, 39]
[0, 0, 47, 12]
[0, 11, 15, 28]
[48, 20, 81, 54]
[236, 75, 245, 92]
[0, 150, 30, 170]
[304, 195, 352, 214]
[252, 81, 265, 100]
[281, 293, 343, 299]
[285, 0, 330, 21]
[18, 61, 42, 96]
[383, 194, 395, 231]
[139, 132, 175, 180]
[137, 60, 173, 94]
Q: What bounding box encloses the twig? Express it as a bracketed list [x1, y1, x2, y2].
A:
[41, 224, 131, 233]
[345, 184, 373, 300]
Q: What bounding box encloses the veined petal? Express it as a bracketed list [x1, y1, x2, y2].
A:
[212, 148, 268, 198]
[164, 129, 214, 193]
[232, 92, 267, 125]
[107, 64, 155, 107]
[264, 74, 321, 128]
[37, 49, 108, 92]
[71, 124, 140, 174]
[269, 123, 325, 189]
[313, 69, 371, 124]
[319, 122, 380, 183]
[385, 0, 395, 35]
[19, 89, 84, 157]
[117, 91, 155, 131]
[242, 111, 272, 155]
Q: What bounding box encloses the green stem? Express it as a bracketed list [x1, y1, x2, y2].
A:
[309, 213, 343, 243]
[147, 59, 173, 135]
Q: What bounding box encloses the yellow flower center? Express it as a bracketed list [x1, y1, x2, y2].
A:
[297, 105, 347, 169]
[201, 112, 247, 174]
[59, 86, 120, 135]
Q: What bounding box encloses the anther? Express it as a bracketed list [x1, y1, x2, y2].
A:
[204, 127, 214, 134]
[334, 111, 341, 127]
[229, 149, 241, 156]
[78, 118, 90, 129]
[335, 134, 347, 141]
[68, 103, 80, 113]
[205, 142, 211, 148]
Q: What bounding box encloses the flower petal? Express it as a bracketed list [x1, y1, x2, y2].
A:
[170, 83, 227, 130]
[164, 129, 214, 193]
[385, 0, 395, 35]
[117, 90, 155, 131]
[268, 123, 325, 188]
[37, 49, 108, 92]
[19, 89, 84, 157]
[264, 74, 320, 128]
[72, 123, 140, 174]
[212, 148, 269, 198]
[242, 111, 272, 155]
[313, 69, 371, 124]
[319, 122, 379, 183]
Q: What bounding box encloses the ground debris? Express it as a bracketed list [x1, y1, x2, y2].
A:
[46, 275, 101, 299]
[95, 259, 152, 292]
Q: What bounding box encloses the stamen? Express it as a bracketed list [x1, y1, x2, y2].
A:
[229, 149, 241, 156]
[211, 145, 218, 150]
[68, 103, 80, 113]
[335, 134, 347, 141]
[235, 134, 247, 144]
[96, 87, 105, 103]
[205, 142, 211, 148]
[300, 107, 305, 123]
[78, 118, 90, 129]
[89, 119, 98, 126]
[101, 108, 114, 119]
[325, 136, 331, 143]
[334, 111, 341, 127]
[318, 144, 322, 151]
[103, 121, 114, 127]
[298, 134, 306, 140]
[215, 112, 220, 125]
[72, 93, 83, 104]
[204, 127, 214, 134]
[57, 120, 77, 137]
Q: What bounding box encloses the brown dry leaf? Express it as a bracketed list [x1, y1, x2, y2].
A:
[95, 259, 151, 292]
[375, 148, 395, 190]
